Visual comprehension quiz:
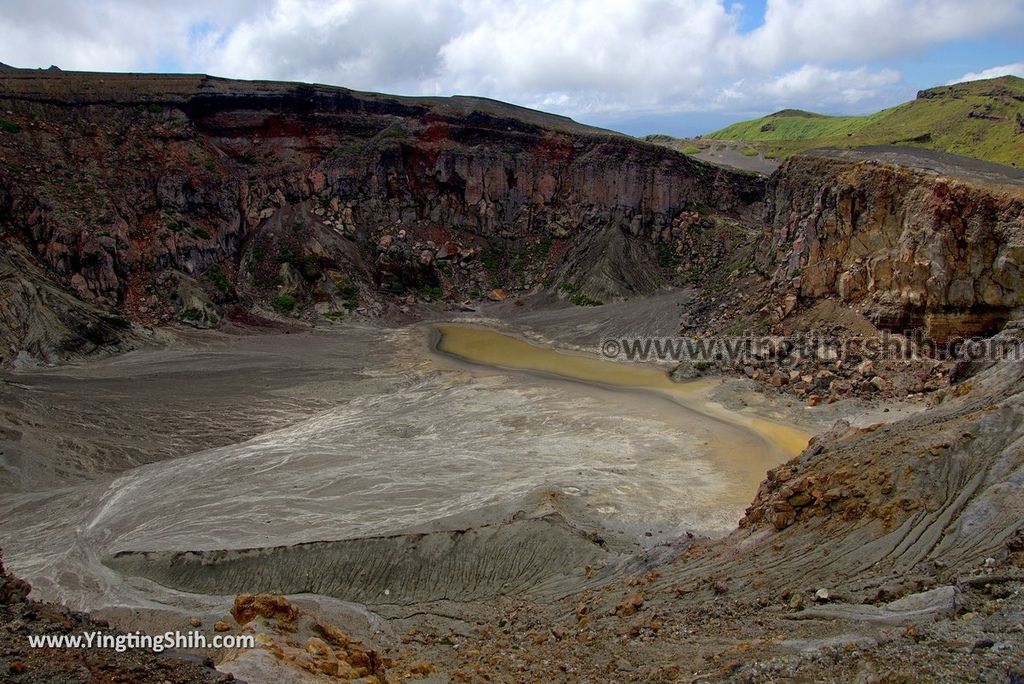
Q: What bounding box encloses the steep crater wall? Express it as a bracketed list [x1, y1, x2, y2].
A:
[0, 69, 764, 365]
[758, 155, 1024, 340]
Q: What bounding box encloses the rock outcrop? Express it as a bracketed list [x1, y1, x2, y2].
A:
[758, 154, 1024, 341]
[0, 550, 30, 606]
[221, 594, 397, 682]
[0, 242, 136, 365]
[666, 149, 1024, 403]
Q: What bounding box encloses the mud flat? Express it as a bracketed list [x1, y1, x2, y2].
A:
[96, 323, 815, 611]
[0, 316, 823, 617]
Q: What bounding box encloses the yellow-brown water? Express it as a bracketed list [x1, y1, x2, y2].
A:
[436, 324, 810, 499]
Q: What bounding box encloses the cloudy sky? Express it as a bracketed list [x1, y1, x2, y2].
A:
[1, 0, 1022, 136]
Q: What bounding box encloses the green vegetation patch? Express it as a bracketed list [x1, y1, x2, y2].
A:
[559, 282, 603, 307]
[531, 236, 553, 262]
[419, 284, 444, 300]
[703, 75, 1024, 166]
[166, 218, 186, 233]
[480, 249, 500, 274]
[278, 247, 323, 281]
[336, 278, 359, 302]
[0, 118, 20, 134]
[657, 242, 682, 269]
[298, 255, 321, 280]
[206, 265, 230, 294]
[377, 124, 407, 141]
[271, 293, 297, 314]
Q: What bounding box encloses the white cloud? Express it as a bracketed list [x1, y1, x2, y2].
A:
[949, 62, 1024, 84]
[758, 65, 902, 105]
[437, 0, 739, 111]
[200, 0, 467, 94]
[1, 0, 1022, 126]
[739, 0, 1024, 70]
[0, 1, 263, 72]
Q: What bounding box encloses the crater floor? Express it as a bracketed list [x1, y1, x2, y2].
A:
[1, 305, 816, 615]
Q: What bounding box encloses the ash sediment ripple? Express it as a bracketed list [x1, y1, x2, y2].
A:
[104, 514, 608, 605]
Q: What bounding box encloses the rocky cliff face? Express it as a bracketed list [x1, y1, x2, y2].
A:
[758, 154, 1024, 340]
[0, 68, 763, 365]
[8, 69, 1020, 370]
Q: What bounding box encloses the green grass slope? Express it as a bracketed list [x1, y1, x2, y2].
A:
[704, 76, 1024, 167]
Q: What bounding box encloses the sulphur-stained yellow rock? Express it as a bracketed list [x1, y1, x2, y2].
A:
[304, 636, 333, 657]
[230, 593, 300, 626]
